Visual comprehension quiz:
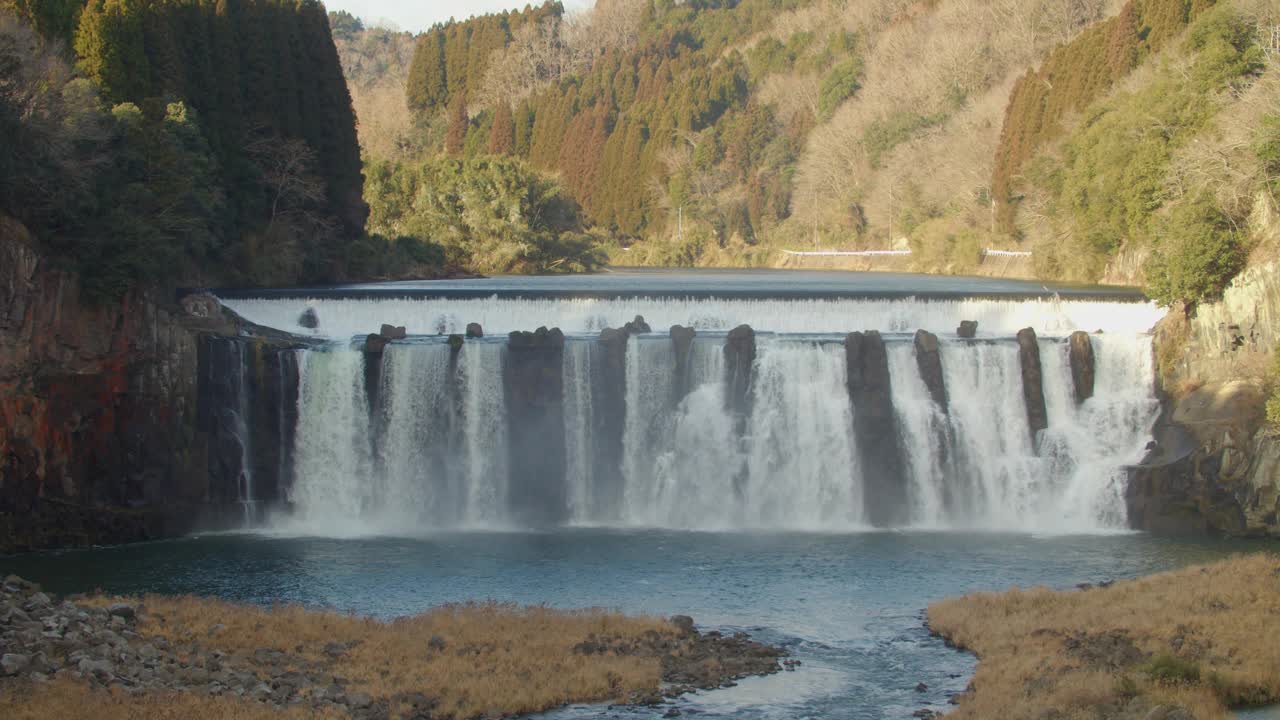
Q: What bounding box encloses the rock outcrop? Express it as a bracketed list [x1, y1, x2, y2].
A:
[505, 328, 568, 525]
[845, 331, 906, 526]
[1016, 328, 1048, 439]
[0, 217, 301, 553]
[1127, 381, 1278, 536]
[670, 325, 697, 406]
[956, 320, 978, 339]
[724, 325, 756, 421]
[1068, 331, 1095, 404]
[913, 330, 948, 412]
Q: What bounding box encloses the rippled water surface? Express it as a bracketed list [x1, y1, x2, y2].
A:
[0, 530, 1264, 719]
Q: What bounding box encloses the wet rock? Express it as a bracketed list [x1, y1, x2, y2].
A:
[913, 330, 948, 412]
[447, 334, 464, 353]
[379, 324, 406, 340]
[671, 325, 697, 405]
[845, 331, 907, 526]
[625, 315, 652, 334]
[465, 322, 483, 338]
[505, 327, 568, 525]
[365, 333, 391, 354]
[1068, 331, 1095, 404]
[956, 320, 977, 338]
[670, 615, 695, 636]
[725, 325, 756, 421]
[1016, 328, 1048, 438]
[916, 682, 929, 692]
[298, 307, 319, 329]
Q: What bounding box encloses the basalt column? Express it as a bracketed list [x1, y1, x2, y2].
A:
[505, 327, 568, 525]
[913, 330, 948, 412]
[1068, 331, 1096, 404]
[724, 324, 756, 423]
[196, 336, 250, 509]
[670, 325, 697, 407]
[846, 331, 906, 526]
[245, 340, 294, 509]
[592, 328, 630, 516]
[1016, 328, 1049, 440]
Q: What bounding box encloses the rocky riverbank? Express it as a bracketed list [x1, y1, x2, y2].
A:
[925, 554, 1280, 720]
[0, 575, 788, 719]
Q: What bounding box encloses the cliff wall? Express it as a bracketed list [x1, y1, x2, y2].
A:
[1130, 195, 1280, 537]
[0, 217, 291, 552]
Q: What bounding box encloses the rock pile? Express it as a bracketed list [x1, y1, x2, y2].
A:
[0, 575, 391, 719]
[1, 577, 789, 719]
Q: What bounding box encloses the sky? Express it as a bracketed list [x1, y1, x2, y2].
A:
[326, 0, 594, 33]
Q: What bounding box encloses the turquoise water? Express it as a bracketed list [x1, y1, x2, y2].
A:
[1, 530, 1266, 719]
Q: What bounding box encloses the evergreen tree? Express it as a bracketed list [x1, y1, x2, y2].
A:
[445, 92, 468, 155]
[488, 102, 515, 155]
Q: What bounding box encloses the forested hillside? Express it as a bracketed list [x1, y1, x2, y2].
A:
[347, 0, 1279, 303]
[0, 0, 371, 296]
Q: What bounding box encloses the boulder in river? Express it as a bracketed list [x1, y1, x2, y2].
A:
[957, 320, 977, 339]
[379, 324, 407, 340]
[466, 322, 484, 338]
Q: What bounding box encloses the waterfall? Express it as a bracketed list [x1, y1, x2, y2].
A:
[223, 296, 1163, 339]
[250, 295, 1160, 535]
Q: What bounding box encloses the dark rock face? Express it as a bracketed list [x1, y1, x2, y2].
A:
[913, 330, 948, 412]
[845, 331, 906, 526]
[0, 219, 303, 553]
[379, 324, 406, 340]
[465, 322, 483, 338]
[1068, 331, 1096, 404]
[1126, 381, 1279, 536]
[447, 334, 464, 353]
[956, 320, 977, 339]
[671, 325, 697, 406]
[1016, 328, 1048, 439]
[505, 327, 568, 525]
[298, 307, 319, 329]
[724, 325, 755, 420]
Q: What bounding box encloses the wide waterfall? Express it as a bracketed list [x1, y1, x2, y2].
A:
[236, 287, 1162, 534]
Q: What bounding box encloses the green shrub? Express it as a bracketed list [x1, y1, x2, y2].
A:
[817, 56, 863, 119]
[1142, 654, 1201, 685]
[1143, 194, 1245, 307]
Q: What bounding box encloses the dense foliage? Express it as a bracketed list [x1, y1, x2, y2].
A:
[992, 0, 1220, 231]
[364, 156, 605, 274]
[1026, 3, 1268, 301]
[0, 0, 366, 298]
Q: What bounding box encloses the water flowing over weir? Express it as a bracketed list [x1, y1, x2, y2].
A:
[216, 288, 1165, 534]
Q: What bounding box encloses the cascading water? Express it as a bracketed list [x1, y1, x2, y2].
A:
[232, 288, 1162, 535]
[223, 296, 1162, 338]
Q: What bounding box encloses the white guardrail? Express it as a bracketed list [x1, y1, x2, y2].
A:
[781, 248, 1032, 258]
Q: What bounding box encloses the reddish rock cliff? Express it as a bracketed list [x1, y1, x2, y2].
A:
[0, 217, 275, 552]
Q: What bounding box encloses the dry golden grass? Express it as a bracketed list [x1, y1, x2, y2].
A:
[0, 679, 344, 719]
[927, 553, 1280, 719]
[76, 594, 677, 719]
